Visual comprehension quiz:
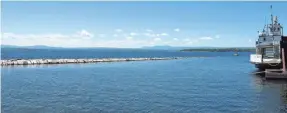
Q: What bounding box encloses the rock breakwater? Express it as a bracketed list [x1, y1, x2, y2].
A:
[0, 57, 191, 66]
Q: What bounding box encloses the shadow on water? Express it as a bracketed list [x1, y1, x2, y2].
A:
[1, 64, 64, 69]
[251, 69, 287, 112]
[252, 69, 266, 77]
[1, 62, 109, 68]
[268, 81, 287, 113]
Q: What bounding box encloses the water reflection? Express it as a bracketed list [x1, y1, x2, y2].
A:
[0, 61, 141, 69]
[252, 70, 287, 112]
[280, 84, 287, 112]
[281, 84, 287, 103]
[2, 64, 61, 68]
[1, 63, 99, 69]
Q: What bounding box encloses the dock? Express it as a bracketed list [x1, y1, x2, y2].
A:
[0, 57, 196, 66]
[265, 69, 287, 79]
[263, 48, 287, 79]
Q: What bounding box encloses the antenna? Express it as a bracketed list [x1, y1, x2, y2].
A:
[264, 16, 267, 32]
[265, 16, 267, 25]
[271, 5, 273, 25]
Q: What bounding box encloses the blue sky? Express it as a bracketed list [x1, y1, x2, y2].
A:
[2, 1, 287, 48]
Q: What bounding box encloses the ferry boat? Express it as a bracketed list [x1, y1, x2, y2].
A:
[250, 6, 286, 70]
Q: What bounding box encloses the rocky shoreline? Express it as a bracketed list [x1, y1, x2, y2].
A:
[0, 57, 193, 66]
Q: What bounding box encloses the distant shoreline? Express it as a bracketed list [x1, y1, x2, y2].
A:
[180, 48, 255, 52]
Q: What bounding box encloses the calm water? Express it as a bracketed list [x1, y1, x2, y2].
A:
[1, 49, 287, 113]
[1, 48, 235, 59]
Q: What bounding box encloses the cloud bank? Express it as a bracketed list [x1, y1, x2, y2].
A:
[1, 29, 221, 48]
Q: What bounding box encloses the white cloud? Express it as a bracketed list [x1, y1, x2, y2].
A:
[147, 33, 167, 37]
[144, 33, 156, 37]
[174, 28, 180, 32]
[2, 31, 179, 48]
[126, 36, 133, 40]
[143, 32, 168, 37]
[163, 41, 171, 45]
[2, 33, 22, 39]
[146, 29, 153, 32]
[199, 37, 213, 40]
[130, 32, 138, 36]
[183, 38, 191, 42]
[115, 29, 123, 32]
[98, 34, 106, 38]
[248, 39, 252, 42]
[215, 35, 220, 39]
[77, 29, 94, 37]
[113, 34, 118, 37]
[154, 38, 162, 41]
[182, 38, 199, 45]
[160, 33, 169, 36]
[143, 33, 150, 36]
[2, 33, 74, 47]
[193, 40, 199, 43]
[3, 30, 220, 48]
[1, 32, 146, 48]
[2, 33, 71, 40]
[187, 41, 194, 44]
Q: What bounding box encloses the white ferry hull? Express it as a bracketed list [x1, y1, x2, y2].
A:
[250, 54, 282, 70]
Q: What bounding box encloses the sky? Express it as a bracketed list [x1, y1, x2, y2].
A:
[1, 1, 287, 48]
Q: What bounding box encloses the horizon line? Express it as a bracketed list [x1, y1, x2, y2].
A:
[0, 44, 255, 48]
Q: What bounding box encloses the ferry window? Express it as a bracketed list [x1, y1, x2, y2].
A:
[263, 47, 279, 58]
[263, 48, 275, 58]
[263, 38, 266, 41]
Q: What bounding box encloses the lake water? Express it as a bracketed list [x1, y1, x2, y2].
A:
[1, 49, 287, 113]
[1, 48, 235, 59]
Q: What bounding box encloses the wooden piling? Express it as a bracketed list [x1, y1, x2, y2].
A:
[282, 48, 286, 72]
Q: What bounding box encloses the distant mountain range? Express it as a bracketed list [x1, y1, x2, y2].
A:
[1, 45, 63, 49]
[0, 45, 112, 49]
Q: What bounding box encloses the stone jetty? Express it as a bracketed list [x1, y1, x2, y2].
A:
[0, 57, 190, 66]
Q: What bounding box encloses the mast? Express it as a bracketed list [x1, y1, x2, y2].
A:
[271, 5, 273, 26]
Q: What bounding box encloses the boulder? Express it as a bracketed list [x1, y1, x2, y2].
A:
[23, 61, 29, 65]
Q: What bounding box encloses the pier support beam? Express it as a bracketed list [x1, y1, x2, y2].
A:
[282, 48, 286, 72]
